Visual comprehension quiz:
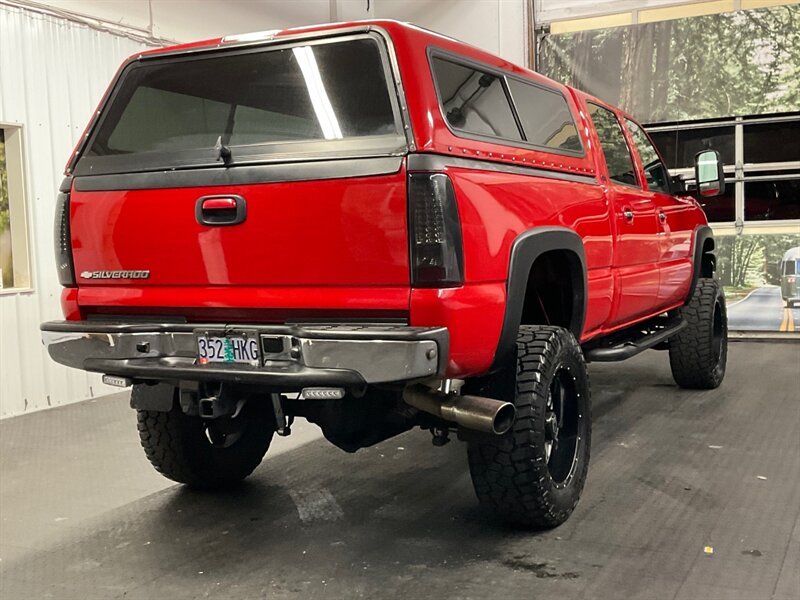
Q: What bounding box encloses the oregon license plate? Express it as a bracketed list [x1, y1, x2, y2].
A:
[196, 331, 260, 366]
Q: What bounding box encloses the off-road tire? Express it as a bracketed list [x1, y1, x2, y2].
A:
[136, 386, 274, 489]
[669, 278, 727, 389]
[467, 325, 591, 529]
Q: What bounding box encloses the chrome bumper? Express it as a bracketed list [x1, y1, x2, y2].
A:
[41, 321, 448, 390]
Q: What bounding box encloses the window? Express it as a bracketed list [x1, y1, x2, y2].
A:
[744, 121, 800, 164]
[0, 125, 31, 291]
[647, 116, 800, 224]
[624, 118, 670, 194]
[431, 57, 522, 141]
[649, 126, 735, 170]
[77, 37, 403, 176]
[0, 130, 8, 288]
[587, 103, 637, 187]
[692, 182, 736, 223]
[505, 78, 582, 153]
[783, 259, 796, 276]
[744, 177, 800, 221]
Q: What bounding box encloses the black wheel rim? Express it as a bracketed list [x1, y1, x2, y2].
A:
[545, 366, 582, 486]
[712, 299, 724, 363]
[204, 418, 245, 448]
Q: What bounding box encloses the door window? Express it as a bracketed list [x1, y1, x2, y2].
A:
[624, 118, 671, 194]
[587, 103, 638, 187]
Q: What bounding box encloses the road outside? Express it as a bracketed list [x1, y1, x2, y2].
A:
[727, 285, 797, 331]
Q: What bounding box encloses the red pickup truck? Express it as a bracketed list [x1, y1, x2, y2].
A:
[42, 20, 727, 529]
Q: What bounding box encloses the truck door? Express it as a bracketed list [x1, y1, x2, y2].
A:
[586, 102, 661, 326]
[623, 117, 695, 308]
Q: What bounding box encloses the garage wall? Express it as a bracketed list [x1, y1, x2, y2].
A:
[0, 4, 149, 417]
[19, 0, 527, 64]
[4, 0, 333, 41]
[375, 0, 526, 66]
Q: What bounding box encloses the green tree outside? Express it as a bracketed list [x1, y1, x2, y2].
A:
[716, 233, 800, 300]
[0, 131, 8, 232]
[0, 129, 13, 288]
[539, 5, 800, 123]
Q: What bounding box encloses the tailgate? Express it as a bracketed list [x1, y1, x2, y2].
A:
[70, 168, 409, 288]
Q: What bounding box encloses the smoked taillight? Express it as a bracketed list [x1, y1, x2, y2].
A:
[408, 173, 464, 287]
[54, 192, 76, 287]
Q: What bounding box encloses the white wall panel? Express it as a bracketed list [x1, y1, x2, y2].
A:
[0, 4, 149, 417]
[376, 0, 527, 65]
[25, 0, 527, 63]
[149, 0, 330, 42]
[20, 0, 153, 31]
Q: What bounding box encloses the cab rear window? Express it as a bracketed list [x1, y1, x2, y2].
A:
[74, 36, 404, 175]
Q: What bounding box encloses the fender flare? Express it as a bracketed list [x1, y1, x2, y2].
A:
[686, 225, 715, 304]
[491, 227, 587, 371]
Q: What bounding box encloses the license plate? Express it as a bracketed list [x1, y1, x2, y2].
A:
[196, 331, 260, 366]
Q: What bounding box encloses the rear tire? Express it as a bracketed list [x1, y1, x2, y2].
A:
[669, 278, 727, 389]
[135, 385, 274, 489]
[467, 326, 591, 529]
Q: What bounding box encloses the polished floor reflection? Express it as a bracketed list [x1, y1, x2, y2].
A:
[1, 342, 798, 600]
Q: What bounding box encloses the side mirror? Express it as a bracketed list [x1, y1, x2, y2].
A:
[694, 150, 725, 197]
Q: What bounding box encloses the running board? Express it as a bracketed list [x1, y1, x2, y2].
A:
[584, 318, 687, 362]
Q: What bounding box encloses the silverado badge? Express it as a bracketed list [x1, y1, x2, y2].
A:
[79, 270, 150, 280]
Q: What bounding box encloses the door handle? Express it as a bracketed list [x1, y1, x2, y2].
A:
[659, 211, 667, 223]
[622, 208, 634, 222]
[196, 195, 247, 226]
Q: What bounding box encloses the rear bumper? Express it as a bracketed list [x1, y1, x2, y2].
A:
[41, 321, 448, 390]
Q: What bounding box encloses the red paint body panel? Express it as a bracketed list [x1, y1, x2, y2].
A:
[61, 20, 710, 380]
[61, 288, 82, 320]
[410, 284, 506, 377]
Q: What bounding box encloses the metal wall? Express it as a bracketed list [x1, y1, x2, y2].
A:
[0, 4, 150, 417]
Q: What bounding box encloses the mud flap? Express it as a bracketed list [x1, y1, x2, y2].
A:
[129, 382, 175, 412]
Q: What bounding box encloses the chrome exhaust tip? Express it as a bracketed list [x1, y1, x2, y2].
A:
[403, 385, 516, 435]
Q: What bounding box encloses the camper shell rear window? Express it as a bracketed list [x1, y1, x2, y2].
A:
[74, 35, 406, 176]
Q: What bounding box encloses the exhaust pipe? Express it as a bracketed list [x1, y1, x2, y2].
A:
[403, 385, 516, 435]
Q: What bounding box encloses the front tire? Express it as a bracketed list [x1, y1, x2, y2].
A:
[135, 385, 274, 489]
[467, 326, 591, 529]
[669, 278, 727, 389]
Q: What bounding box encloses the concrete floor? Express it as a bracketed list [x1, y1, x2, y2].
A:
[1, 342, 798, 600]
